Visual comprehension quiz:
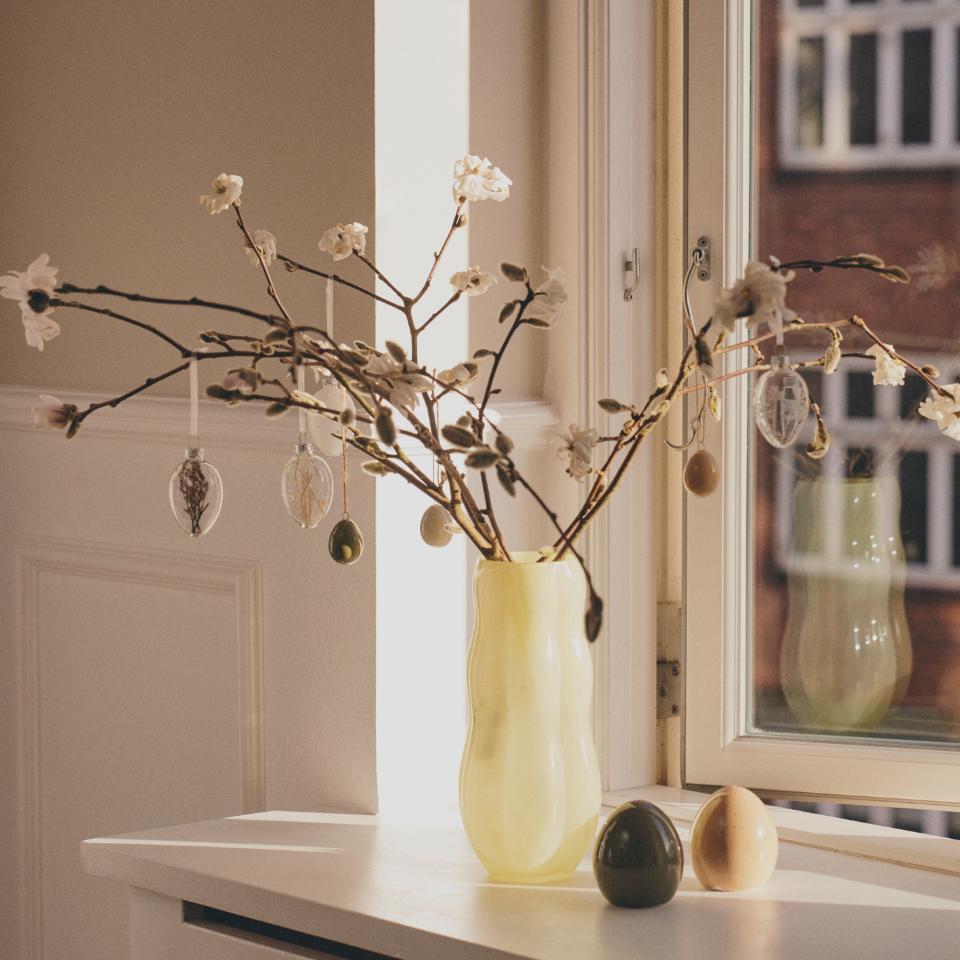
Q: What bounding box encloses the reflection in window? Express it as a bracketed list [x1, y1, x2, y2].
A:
[798, 36, 825, 148]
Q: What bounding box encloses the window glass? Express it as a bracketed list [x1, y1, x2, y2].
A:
[798, 36, 826, 148]
[849, 33, 878, 145]
[902, 29, 933, 144]
[753, 0, 960, 745]
[780, 3, 960, 167]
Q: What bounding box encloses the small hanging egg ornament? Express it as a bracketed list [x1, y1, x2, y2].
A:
[308, 381, 355, 457]
[281, 441, 334, 528]
[684, 448, 720, 497]
[753, 351, 810, 449]
[329, 517, 364, 565]
[420, 504, 459, 548]
[593, 800, 684, 908]
[168, 447, 223, 538]
[690, 785, 779, 891]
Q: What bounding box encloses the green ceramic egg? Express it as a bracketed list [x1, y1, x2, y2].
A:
[329, 517, 364, 565]
[593, 800, 684, 908]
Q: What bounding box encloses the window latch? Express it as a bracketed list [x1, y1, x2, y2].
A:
[623, 247, 641, 302]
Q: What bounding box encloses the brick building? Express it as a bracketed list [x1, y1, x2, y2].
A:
[753, 0, 960, 728]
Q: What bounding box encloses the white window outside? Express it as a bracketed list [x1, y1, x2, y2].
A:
[780, 0, 960, 169]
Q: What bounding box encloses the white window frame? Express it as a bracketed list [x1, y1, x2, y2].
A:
[684, 0, 960, 806]
[780, 0, 960, 170]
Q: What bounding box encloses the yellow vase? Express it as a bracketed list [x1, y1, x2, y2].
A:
[459, 553, 601, 883]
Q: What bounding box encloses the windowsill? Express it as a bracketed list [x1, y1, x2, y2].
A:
[83, 786, 960, 960]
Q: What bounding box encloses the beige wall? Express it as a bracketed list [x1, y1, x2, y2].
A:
[469, 0, 548, 402]
[0, 0, 376, 396]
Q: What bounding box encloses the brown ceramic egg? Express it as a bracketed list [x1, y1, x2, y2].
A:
[683, 449, 720, 497]
[690, 785, 778, 891]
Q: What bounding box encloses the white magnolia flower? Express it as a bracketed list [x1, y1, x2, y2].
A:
[656, 368, 669, 390]
[318, 222, 368, 261]
[919, 384, 960, 440]
[450, 266, 496, 297]
[365, 353, 432, 409]
[245, 229, 277, 267]
[558, 423, 598, 481]
[199, 173, 243, 214]
[0, 253, 58, 310]
[221, 369, 257, 395]
[31, 394, 75, 431]
[437, 361, 480, 387]
[713, 261, 796, 337]
[525, 266, 568, 328]
[22, 306, 61, 351]
[452, 155, 512, 204]
[865, 343, 906, 386]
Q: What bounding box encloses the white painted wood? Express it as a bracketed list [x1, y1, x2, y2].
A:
[0, 384, 558, 958]
[583, 0, 658, 793]
[85, 790, 960, 960]
[684, 0, 960, 807]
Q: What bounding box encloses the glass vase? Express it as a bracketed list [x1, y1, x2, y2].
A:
[780, 476, 913, 732]
[459, 553, 601, 882]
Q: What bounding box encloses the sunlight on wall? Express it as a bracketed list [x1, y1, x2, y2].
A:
[374, 0, 471, 818]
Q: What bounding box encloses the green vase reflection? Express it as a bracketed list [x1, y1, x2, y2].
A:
[780, 477, 913, 732]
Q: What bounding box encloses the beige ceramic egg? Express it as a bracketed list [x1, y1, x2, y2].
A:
[420, 504, 455, 548]
[690, 785, 778, 891]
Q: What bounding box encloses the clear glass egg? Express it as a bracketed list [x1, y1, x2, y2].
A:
[168, 447, 223, 537]
[753, 353, 810, 449]
[307, 380, 355, 457]
[281, 441, 334, 528]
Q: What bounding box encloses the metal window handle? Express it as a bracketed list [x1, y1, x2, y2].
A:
[623, 248, 640, 302]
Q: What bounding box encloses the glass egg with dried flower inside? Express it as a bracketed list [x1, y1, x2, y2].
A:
[753, 351, 810, 448]
[169, 447, 223, 537]
[281, 441, 334, 529]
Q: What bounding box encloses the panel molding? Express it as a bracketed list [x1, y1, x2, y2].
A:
[14, 535, 264, 959]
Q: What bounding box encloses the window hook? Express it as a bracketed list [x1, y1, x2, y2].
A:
[623, 248, 640, 302]
[665, 238, 712, 450]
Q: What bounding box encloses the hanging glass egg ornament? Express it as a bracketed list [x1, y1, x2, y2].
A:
[308, 380, 355, 457]
[420, 503, 459, 548]
[281, 441, 334, 528]
[684, 448, 720, 497]
[329, 517, 364, 565]
[753, 352, 810, 449]
[168, 447, 223, 537]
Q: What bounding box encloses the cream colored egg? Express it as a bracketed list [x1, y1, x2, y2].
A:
[690, 785, 778, 891]
[420, 504, 454, 548]
[307, 382, 356, 457]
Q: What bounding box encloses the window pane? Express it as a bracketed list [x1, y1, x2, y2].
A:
[753, 2, 960, 746]
[850, 33, 878, 145]
[797, 37, 825, 148]
[902, 29, 933, 144]
[846, 371, 875, 418]
[899, 450, 929, 563]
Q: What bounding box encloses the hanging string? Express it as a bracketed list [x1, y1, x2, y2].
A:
[297, 364, 306, 440]
[189, 353, 199, 444]
[325, 278, 334, 344]
[340, 385, 350, 518]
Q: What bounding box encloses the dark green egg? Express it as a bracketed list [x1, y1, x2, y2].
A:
[593, 800, 683, 908]
[329, 517, 364, 565]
